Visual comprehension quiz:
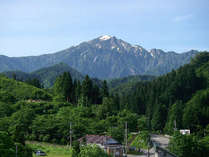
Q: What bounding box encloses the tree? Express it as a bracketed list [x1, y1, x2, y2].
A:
[92, 84, 101, 104]
[137, 115, 148, 131]
[26, 78, 42, 88]
[53, 72, 73, 102]
[151, 104, 167, 131]
[101, 80, 109, 98]
[164, 101, 183, 134]
[72, 140, 80, 157]
[183, 89, 209, 132]
[75, 80, 82, 104]
[9, 107, 35, 145]
[168, 133, 206, 157]
[0, 101, 12, 118]
[78, 144, 109, 157]
[81, 75, 93, 106]
[117, 109, 138, 132]
[0, 131, 32, 157]
[0, 131, 15, 157]
[0, 91, 16, 103]
[107, 126, 124, 143]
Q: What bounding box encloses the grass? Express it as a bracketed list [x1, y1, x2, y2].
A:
[26, 141, 73, 157]
[129, 131, 149, 150]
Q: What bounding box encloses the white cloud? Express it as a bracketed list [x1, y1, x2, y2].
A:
[173, 14, 193, 22]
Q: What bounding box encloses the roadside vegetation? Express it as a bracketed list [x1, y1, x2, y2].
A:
[28, 141, 73, 157]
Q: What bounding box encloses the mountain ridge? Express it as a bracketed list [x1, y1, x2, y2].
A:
[0, 35, 199, 78]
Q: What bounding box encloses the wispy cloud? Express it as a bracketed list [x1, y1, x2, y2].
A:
[173, 14, 193, 22]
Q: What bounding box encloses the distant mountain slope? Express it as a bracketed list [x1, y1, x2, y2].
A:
[2, 70, 34, 81]
[2, 63, 84, 88]
[31, 63, 84, 88]
[0, 35, 199, 79]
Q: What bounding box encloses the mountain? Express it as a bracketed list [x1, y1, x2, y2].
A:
[2, 63, 84, 88]
[31, 63, 84, 88]
[0, 35, 199, 79]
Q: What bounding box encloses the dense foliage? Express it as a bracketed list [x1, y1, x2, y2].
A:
[0, 131, 32, 157]
[78, 145, 109, 157]
[0, 52, 208, 156]
[168, 131, 209, 157]
[120, 52, 209, 133]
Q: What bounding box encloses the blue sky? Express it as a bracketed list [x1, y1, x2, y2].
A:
[0, 0, 209, 57]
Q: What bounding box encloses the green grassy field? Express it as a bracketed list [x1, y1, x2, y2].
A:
[27, 141, 73, 157]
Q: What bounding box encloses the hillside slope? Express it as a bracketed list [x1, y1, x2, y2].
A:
[2, 63, 84, 88]
[0, 75, 51, 101]
[118, 52, 209, 133]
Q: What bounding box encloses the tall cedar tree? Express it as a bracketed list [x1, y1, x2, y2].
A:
[101, 80, 109, 97]
[54, 72, 73, 102]
[81, 75, 93, 105]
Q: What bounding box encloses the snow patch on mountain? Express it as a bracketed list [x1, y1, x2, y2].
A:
[100, 35, 111, 40]
[93, 56, 98, 63]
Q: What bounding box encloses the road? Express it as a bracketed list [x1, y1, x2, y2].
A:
[150, 134, 170, 149]
[127, 134, 170, 157]
[127, 148, 155, 157]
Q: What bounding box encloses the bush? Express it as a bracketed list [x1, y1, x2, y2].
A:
[78, 144, 109, 157]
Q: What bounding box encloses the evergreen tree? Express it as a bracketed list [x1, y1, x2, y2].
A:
[151, 104, 167, 131]
[92, 84, 101, 104]
[53, 72, 73, 102]
[75, 80, 82, 105]
[101, 80, 109, 98]
[26, 78, 42, 88]
[81, 75, 93, 105]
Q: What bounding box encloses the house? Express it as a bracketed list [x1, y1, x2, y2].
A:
[78, 135, 124, 157]
[180, 129, 190, 135]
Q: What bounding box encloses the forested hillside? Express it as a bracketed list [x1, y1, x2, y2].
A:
[0, 52, 208, 157]
[108, 75, 155, 94]
[2, 63, 84, 88]
[0, 75, 51, 101]
[120, 52, 209, 133]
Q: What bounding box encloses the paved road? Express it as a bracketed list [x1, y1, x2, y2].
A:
[127, 134, 170, 157]
[150, 134, 170, 149]
[127, 148, 155, 157]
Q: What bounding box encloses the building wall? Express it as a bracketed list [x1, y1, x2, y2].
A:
[107, 146, 123, 157]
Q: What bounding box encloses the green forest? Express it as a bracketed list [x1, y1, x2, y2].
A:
[0, 52, 209, 157]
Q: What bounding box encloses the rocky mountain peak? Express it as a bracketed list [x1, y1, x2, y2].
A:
[0, 35, 200, 79]
[99, 35, 112, 40]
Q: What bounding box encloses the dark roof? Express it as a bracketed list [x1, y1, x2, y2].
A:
[78, 135, 120, 145]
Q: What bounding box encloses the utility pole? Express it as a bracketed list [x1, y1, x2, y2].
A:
[69, 122, 72, 148]
[147, 115, 151, 157]
[147, 136, 150, 157]
[124, 121, 128, 156]
[16, 144, 18, 157]
[174, 120, 177, 132]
